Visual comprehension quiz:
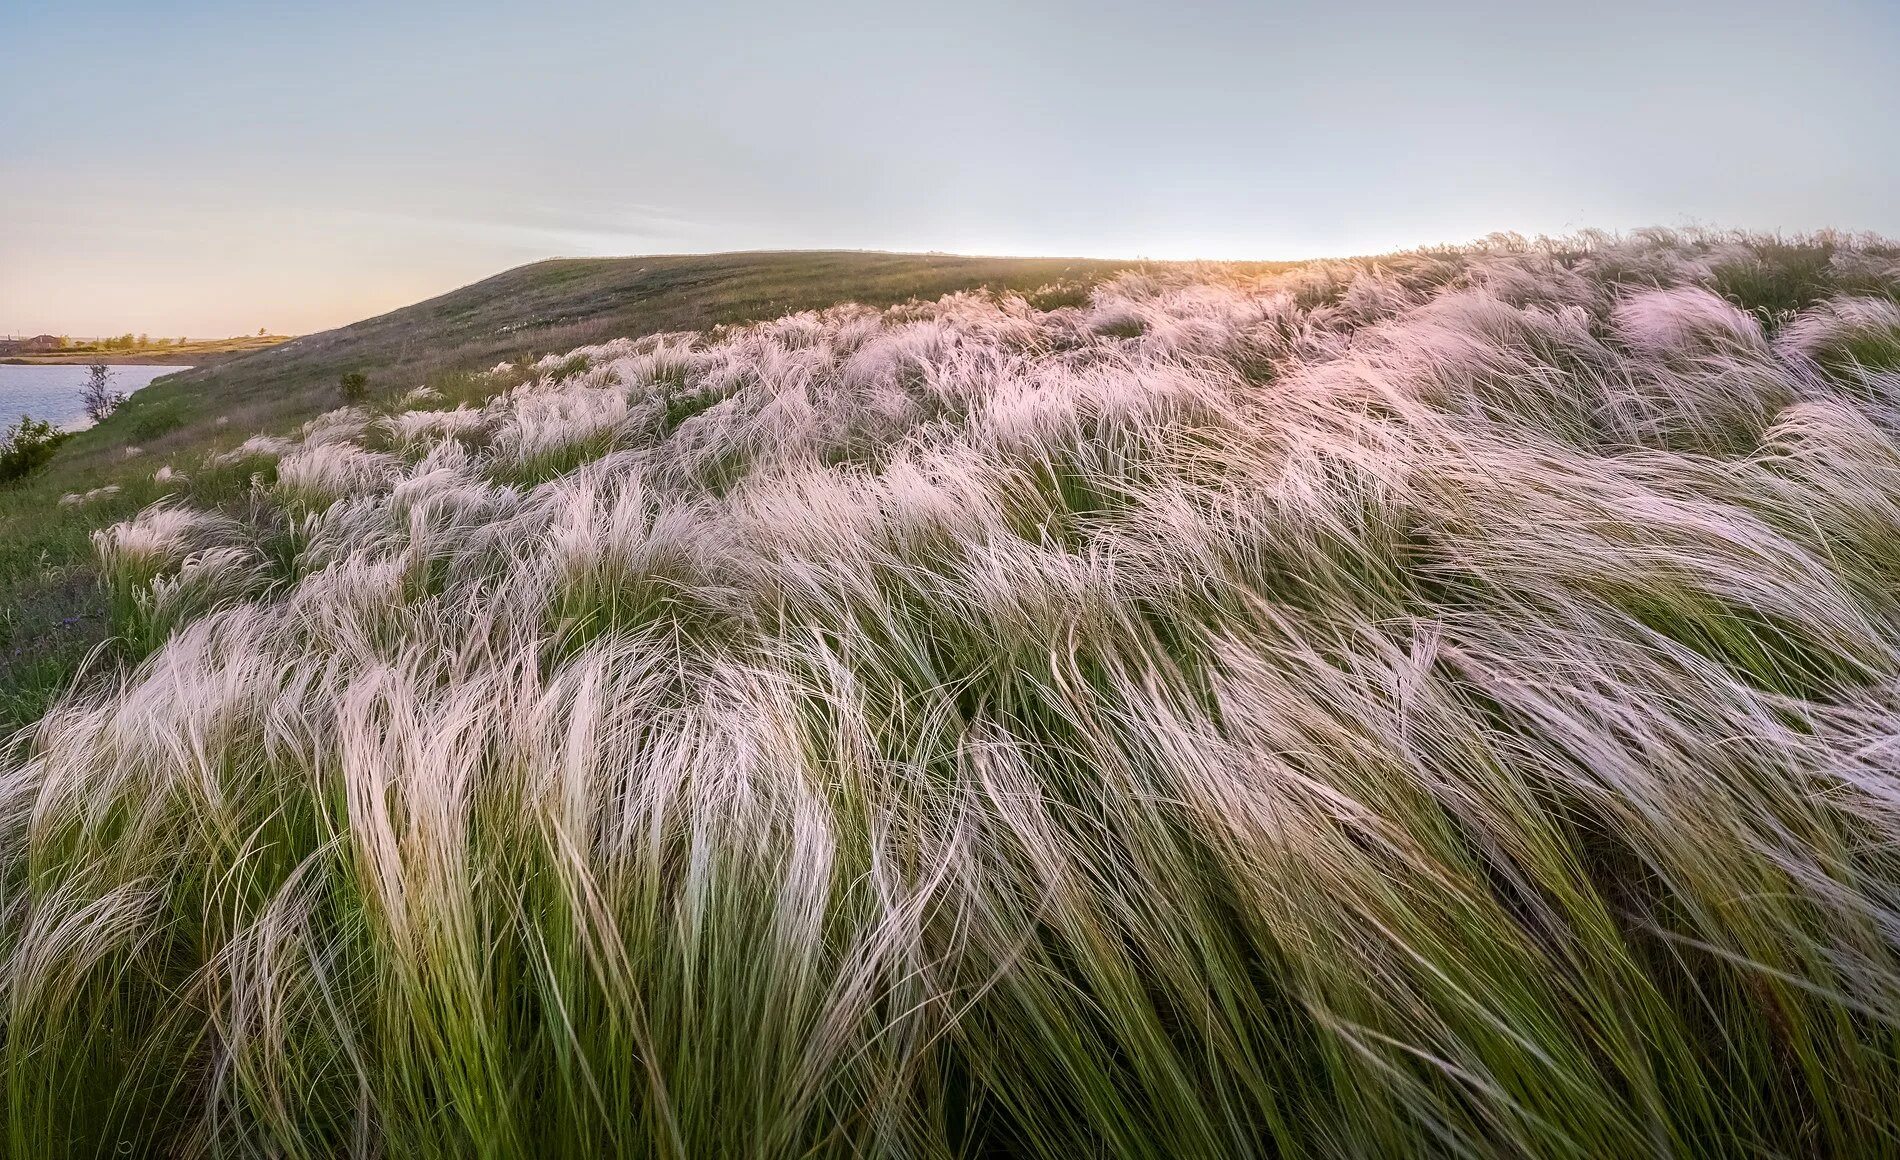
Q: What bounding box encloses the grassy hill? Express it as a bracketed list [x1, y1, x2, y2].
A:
[0, 251, 1262, 731]
[9, 230, 1900, 1156]
[131, 251, 1187, 451]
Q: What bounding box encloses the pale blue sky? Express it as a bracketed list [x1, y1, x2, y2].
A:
[3, 0, 1896, 336]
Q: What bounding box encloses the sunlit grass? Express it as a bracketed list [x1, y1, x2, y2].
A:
[6, 230, 1900, 1156]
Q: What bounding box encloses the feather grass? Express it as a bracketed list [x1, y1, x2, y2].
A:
[8, 230, 1900, 1156]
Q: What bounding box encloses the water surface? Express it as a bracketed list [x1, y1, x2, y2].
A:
[0, 364, 187, 429]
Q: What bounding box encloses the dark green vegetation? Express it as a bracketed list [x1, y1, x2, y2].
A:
[0, 417, 69, 486]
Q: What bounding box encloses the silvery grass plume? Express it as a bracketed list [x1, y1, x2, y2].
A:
[6, 230, 1900, 1158]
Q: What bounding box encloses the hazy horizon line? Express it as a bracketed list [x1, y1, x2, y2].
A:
[9, 224, 1896, 339]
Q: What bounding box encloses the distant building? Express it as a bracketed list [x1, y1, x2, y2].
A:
[0, 335, 63, 355]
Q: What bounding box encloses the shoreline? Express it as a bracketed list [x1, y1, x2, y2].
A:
[0, 356, 199, 366]
[0, 338, 292, 367]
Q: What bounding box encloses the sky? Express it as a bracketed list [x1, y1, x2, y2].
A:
[3, 0, 1897, 337]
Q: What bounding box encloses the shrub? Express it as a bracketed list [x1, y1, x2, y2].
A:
[0, 414, 70, 484]
[339, 370, 370, 404]
[80, 363, 126, 423]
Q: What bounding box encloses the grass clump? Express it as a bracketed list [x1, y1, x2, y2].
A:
[7, 231, 1900, 1157]
[119, 398, 191, 442]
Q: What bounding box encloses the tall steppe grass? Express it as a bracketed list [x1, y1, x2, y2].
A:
[8, 230, 1900, 1157]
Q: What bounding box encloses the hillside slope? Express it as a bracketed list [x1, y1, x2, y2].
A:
[0, 251, 1236, 730]
[8, 230, 1900, 1156]
[133, 251, 1194, 451]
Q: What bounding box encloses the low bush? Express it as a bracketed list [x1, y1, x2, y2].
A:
[0, 415, 70, 484]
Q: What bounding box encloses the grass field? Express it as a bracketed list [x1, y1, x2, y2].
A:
[6, 231, 1900, 1156]
[0, 252, 1181, 738]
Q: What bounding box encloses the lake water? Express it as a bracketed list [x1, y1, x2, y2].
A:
[0, 364, 188, 430]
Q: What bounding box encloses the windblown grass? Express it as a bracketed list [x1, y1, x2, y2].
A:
[7, 230, 1900, 1157]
